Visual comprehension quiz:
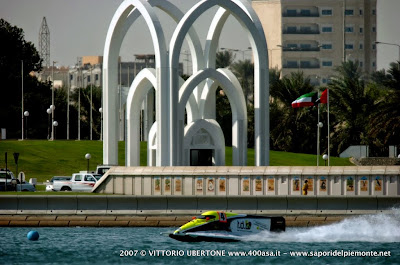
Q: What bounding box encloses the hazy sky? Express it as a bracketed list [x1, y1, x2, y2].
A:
[1, 0, 399, 70]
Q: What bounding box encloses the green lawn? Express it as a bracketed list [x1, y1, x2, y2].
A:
[0, 140, 352, 183]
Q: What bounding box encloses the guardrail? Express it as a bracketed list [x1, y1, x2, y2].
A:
[93, 166, 400, 196]
[0, 195, 399, 215]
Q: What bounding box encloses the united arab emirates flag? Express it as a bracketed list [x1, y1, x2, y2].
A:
[291, 92, 317, 108]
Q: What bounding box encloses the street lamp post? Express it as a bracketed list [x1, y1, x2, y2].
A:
[78, 66, 81, 141]
[99, 107, 103, 141]
[90, 67, 93, 140]
[46, 108, 51, 139]
[24, 111, 29, 139]
[322, 154, 328, 166]
[51, 61, 57, 141]
[53, 121, 58, 140]
[21, 60, 24, 140]
[85, 153, 91, 173]
[317, 122, 323, 166]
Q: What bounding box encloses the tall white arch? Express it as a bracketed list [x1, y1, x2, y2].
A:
[103, 0, 169, 166]
[103, 0, 206, 166]
[179, 68, 247, 166]
[126, 69, 199, 166]
[169, 0, 269, 166]
[126, 68, 157, 166]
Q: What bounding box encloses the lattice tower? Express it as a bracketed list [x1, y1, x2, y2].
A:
[39, 17, 50, 68]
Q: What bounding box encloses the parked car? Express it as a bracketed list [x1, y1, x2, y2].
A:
[0, 169, 36, 192]
[47, 172, 101, 192]
[45, 176, 71, 192]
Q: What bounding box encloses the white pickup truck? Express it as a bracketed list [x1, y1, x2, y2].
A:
[47, 172, 101, 192]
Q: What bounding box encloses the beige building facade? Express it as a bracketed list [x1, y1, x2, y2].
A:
[252, 0, 377, 85]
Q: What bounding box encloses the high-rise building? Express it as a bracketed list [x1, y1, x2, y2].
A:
[252, 0, 377, 85]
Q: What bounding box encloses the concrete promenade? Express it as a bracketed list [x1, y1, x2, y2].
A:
[1, 194, 399, 227]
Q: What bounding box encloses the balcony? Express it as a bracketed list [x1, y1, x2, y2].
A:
[283, 59, 320, 69]
[282, 7, 319, 17]
[283, 11, 319, 17]
[283, 24, 320, 34]
[283, 64, 320, 69]
[283, 29, 320, 34]
[282, 47, 320, 52]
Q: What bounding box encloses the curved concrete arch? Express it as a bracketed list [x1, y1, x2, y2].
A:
[178, 68, 247, 166]
[104, 0, 210, 166]
[147, 121, 157, 166]
[103, 0, 169, 166]
[199, 68, 245, 120]
[126, 69, 198, 166]
[183, 119, 225, 166]
[170, 0, 269, 166]
[126, 68, 157, 166]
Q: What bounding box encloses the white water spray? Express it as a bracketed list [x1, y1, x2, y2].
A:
[247, 209, 400, 243]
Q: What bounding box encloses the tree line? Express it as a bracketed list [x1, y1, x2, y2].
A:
[216, 50, 400, 156]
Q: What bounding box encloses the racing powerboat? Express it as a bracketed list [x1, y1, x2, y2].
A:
[169, 211, 285, 242]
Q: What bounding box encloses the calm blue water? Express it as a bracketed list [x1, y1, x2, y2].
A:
[1, 211, 399, 265]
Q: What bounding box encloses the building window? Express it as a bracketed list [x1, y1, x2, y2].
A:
[287, 26, 297, 33]
[300, 61, 311, 68]
[372, 26, 376, 33]
[359, 61, 363, 67]
[287, 9, 296, 16]
[359, 43, 363, 50]
[70, 74, 73, 80]
[300, 9, 311, 16]
[345, 44, 354, 50]
[321, 44, 333, 50]
[300, 44, 311, 49]
[359, 27, 363, 34]
[287, 44, 298, 49]
[287, 61, 298, 68]
[359, 9, 363, 15]
[322, 26, 333, 33]
[345, 9, 354, 16]
[95, 74, 99, 81]
[372, 9, 376, 15]
[372, 44, 376, 50]
[372, 62, 376, 67]
[321, 9, 332, 16]
[345, 26, 354, 33]
[300, 26, 311, 33]
[322, 61, 333, 67]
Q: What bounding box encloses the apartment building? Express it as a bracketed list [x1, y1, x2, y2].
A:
[252, 0, 377, 85]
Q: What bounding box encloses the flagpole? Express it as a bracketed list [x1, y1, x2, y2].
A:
[327, 88, 330, 166]
[317, 91, 320, 166]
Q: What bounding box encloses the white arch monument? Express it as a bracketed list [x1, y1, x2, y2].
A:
[103, 0, 270, 167]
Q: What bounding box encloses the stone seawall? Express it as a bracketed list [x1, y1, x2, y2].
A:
[0, 215, 348, 228]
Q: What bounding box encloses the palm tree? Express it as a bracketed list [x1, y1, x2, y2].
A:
[216, 50, 235, 69]
[369, 61, 400, 148]
[328, 60, 378, 154]
[269, 71, 318, 153]
[230, 59, 254, 105]
[215, 50, 235, 146]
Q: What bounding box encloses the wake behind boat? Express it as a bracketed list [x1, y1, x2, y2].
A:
[169, 211, 285, 242]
